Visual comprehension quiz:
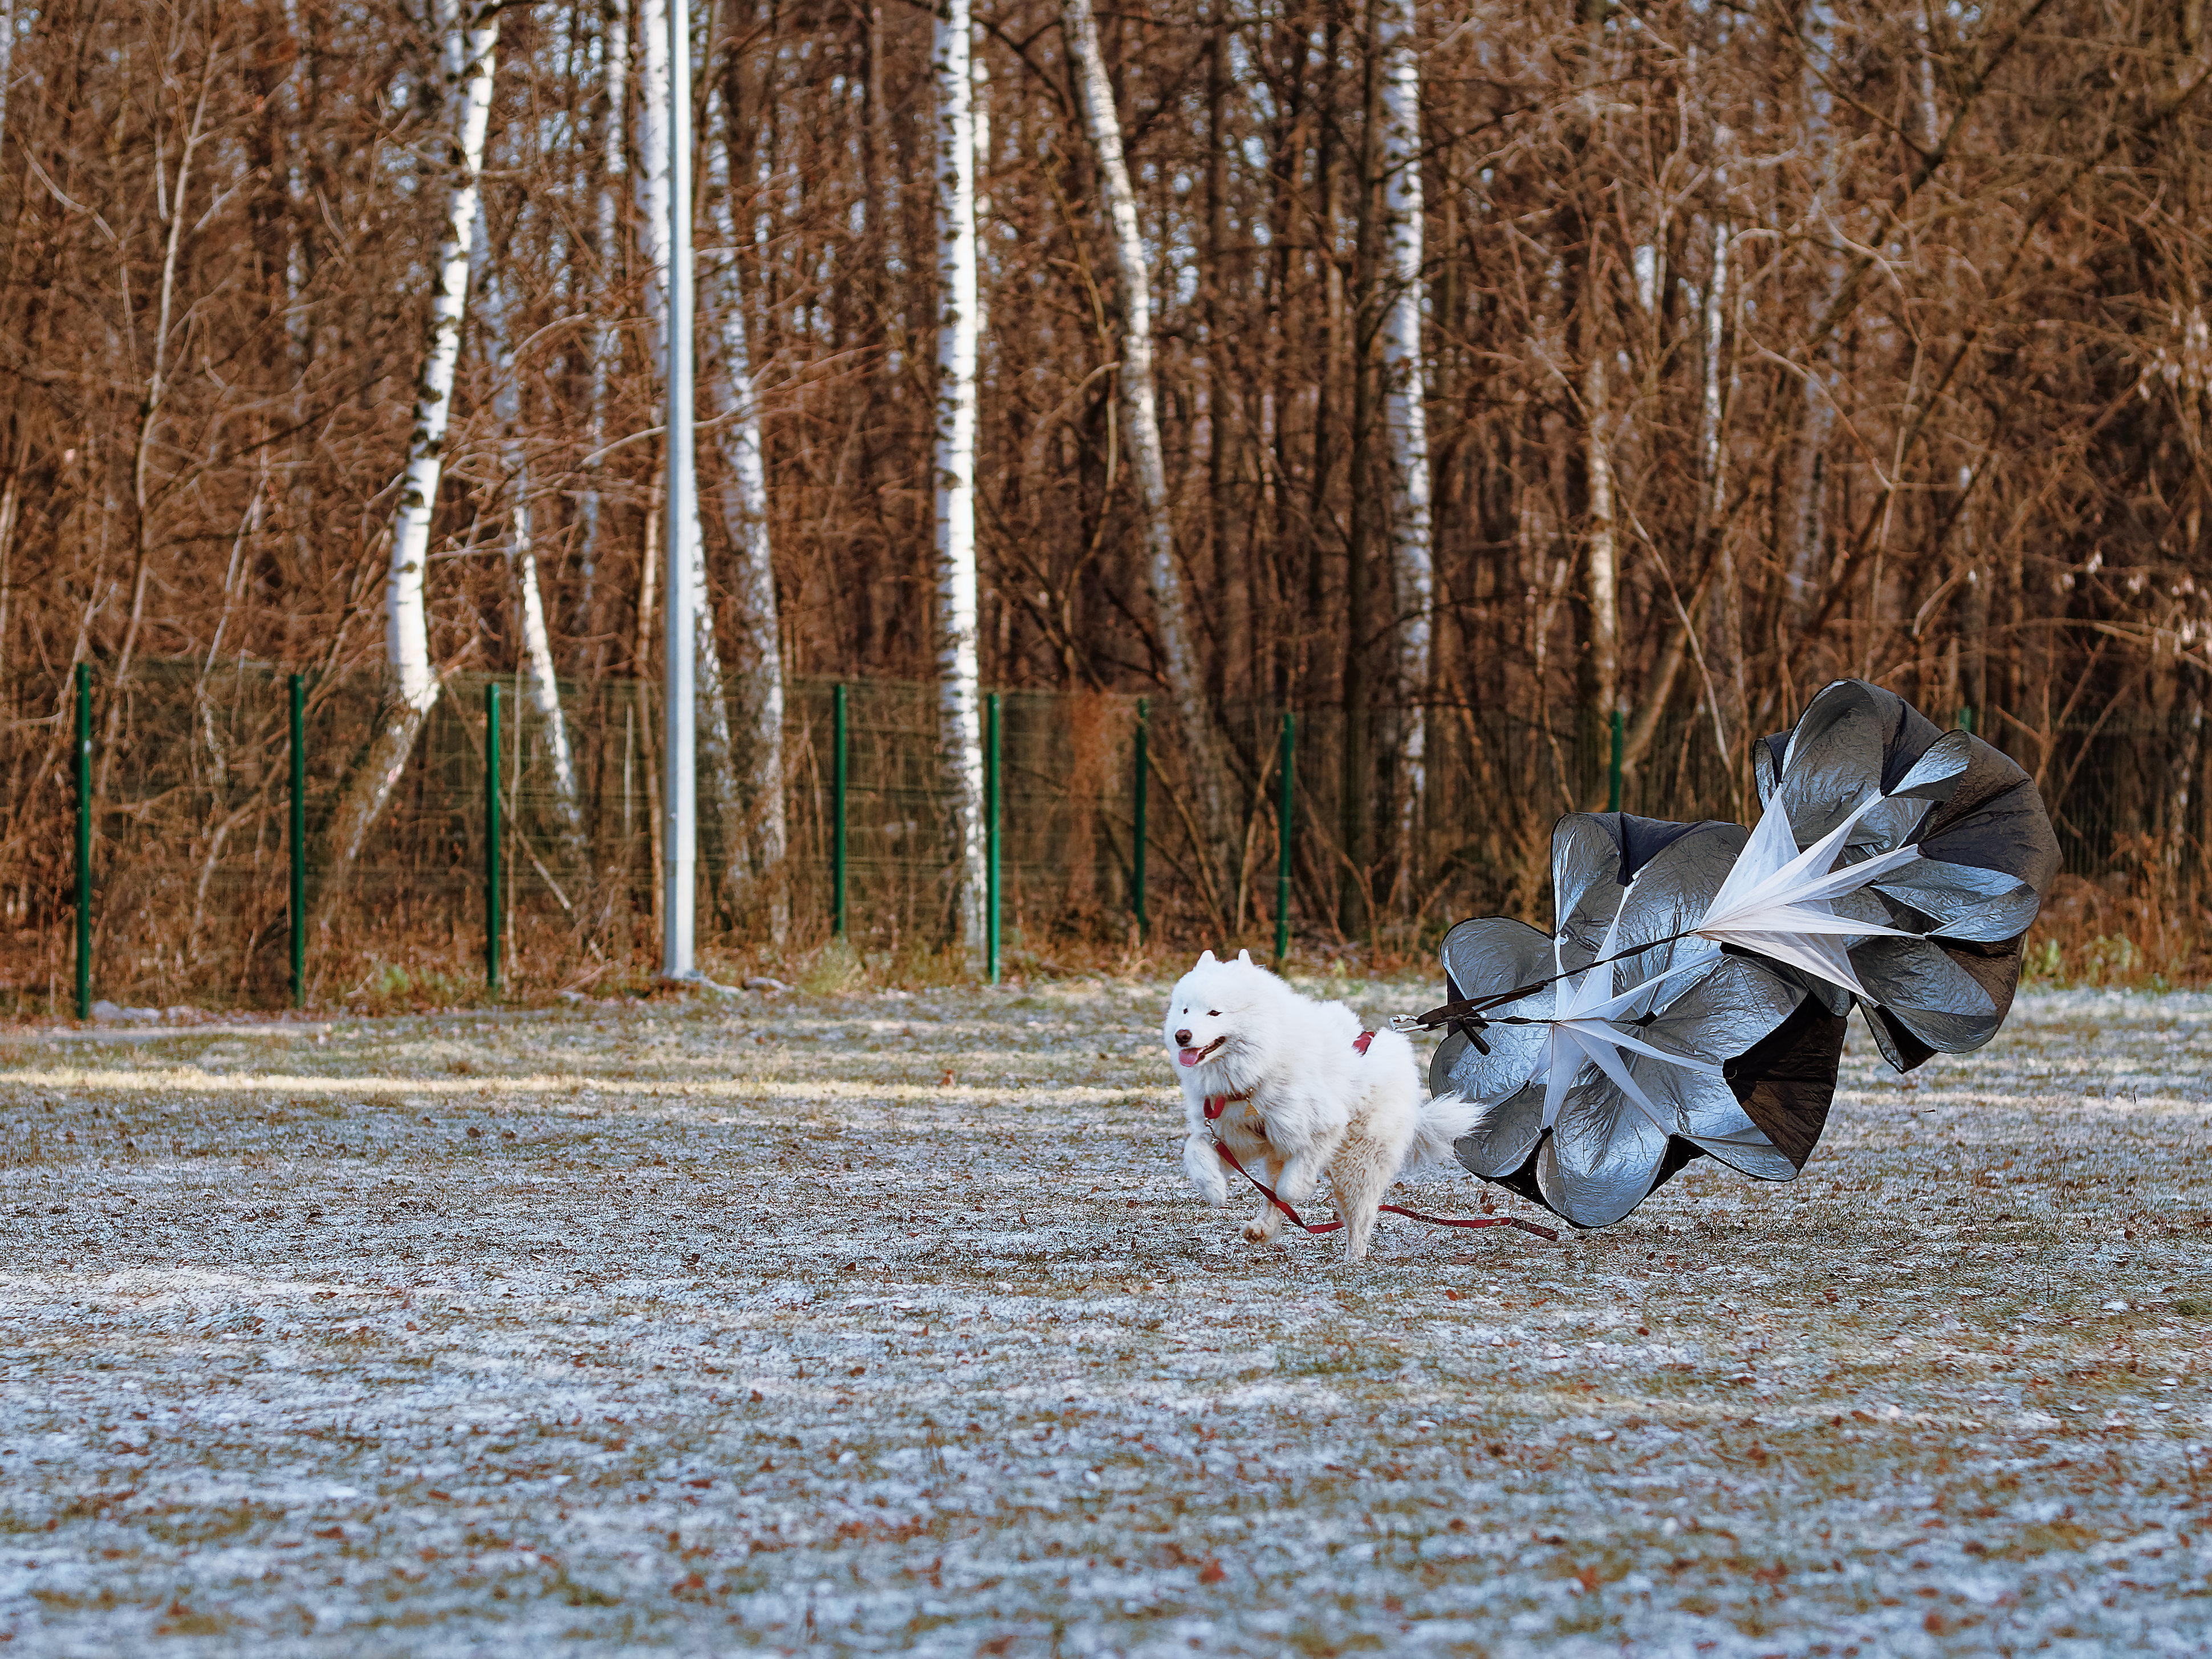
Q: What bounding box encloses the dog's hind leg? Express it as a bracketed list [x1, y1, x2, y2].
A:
[1329, 1131, 1396, 1263]
[1271, 1129, 1344, 1209]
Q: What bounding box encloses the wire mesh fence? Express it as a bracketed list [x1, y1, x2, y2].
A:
[0, 658, 2202, 1013]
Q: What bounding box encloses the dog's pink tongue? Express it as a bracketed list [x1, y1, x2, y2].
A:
[1177, 1047, 1205, 1068]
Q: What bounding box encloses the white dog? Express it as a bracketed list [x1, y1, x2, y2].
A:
[1165, 950, 1479, 1262]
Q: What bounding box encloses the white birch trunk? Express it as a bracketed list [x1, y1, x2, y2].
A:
[1782, 9, 1842, 646]
[576, 0, 628, 634]
[313, 0, 497, 922]
[1579, 17, 1619, 731]
[516, 531, 580, 848]
[1700, 219, 1738, 607]
[636, 0, 745, 920]
[1375, 0, 1433, 898]
[1575, 5, 1628, 747]
[1914, 0, 1941, 149]
[2167, 668, 2204, 913]
[472, 206, 587, 862]
[705, 99, 789, 944]
[1062, 0, 1234, 884]
[0, 0, 13, 151]
[1698, 209, 1750, 807]
[1781, 361, 1836, 635]
[388, 2, 495, 715]
[514, 503, 589, 889]
[1700, 221, 1729, 505]
[933, 0, 989, 956]
[277, 0, 308, 345]
[1584, 346, 1620, 722]
[636, 0, 669, 394]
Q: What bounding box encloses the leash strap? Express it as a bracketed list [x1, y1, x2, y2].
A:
[1376, 1201, 1558, 1239]
[1207, 1136, 1558, 1243]
[1393, 926, 1713, 1035]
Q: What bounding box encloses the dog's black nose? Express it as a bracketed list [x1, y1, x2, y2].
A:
[1174, 1028, 1192, 1046]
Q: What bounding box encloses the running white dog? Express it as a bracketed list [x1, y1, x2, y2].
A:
[1165, 950, 1479, 1262]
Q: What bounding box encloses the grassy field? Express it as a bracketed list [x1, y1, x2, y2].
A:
[0, 973, 2207, 1656]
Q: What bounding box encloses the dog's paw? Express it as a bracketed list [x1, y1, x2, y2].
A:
[1182, 1136, 1230, 1204]
[1240, 1217, 1280, 1244]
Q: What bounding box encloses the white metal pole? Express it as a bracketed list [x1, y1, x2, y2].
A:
[662, 0, 697, 978]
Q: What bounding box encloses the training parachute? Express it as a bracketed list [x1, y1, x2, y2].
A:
[1416, 680, 2058, 1230]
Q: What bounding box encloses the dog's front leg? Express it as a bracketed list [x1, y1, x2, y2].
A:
[1181, 1132, 1230, 1205]
[1240, 1156, 1286, 1244]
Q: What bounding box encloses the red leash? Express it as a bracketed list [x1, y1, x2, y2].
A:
[1206, 1135, 1559, 1243]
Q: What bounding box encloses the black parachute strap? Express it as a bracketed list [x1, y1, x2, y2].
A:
[1397, 925, 1710, 1037]
[1406, 981, 1548, 1029]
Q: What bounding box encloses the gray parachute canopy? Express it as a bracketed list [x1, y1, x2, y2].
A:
[1426, 680, 2056, 1230]
[1750, 679, 2059, 1071]
[1430, 812, 1845, 1229]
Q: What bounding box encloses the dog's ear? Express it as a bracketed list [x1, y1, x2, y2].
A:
[1236, 949, 1254, 965]
[1197, 949, 1217, 965]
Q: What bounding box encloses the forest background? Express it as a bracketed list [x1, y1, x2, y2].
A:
[0, 0, 2207, 1010]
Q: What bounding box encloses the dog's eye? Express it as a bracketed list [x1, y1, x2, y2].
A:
[1207, 1010, 1219, 1018]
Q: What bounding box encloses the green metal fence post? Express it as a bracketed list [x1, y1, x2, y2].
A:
[1275, 710, 1295, 969]
[1957, 706, 1976, 735]
[289, 674, 306, 1008]
[832, 682, 849, 938]
[485, 682, 502, 995]
[986, 692, 1002, 985]
[1132, 697, 1149, 940]
[1607, 707, 1625, 813]
[74, 662, 91, 1021]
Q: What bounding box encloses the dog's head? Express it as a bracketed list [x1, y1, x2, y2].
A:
[1163, 949, 1271, 1070]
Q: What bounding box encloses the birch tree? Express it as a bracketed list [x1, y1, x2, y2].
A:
[706, 90, 788, 944]
[636, 0, 747, 921]
[1373, 0, 1433, 904]
[0, 0, 15, 156]
[1779, 0, 1842, 650]
[514, 521, 581, 860]
[1578, 0, 1620, 732]
[575, 0, 629, 637]
[1061, 0, 1235, 917]
[933, 0, 989, 955]
[312, 0, 498, 928]
[474, 205, 587, 865]
[1698, 198, 1750, 802]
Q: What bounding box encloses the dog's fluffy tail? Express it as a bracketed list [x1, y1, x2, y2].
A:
[1409, 1091, 1482, 1170]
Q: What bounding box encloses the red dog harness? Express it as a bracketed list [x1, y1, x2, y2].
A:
[1201, 1087, 1251, 1122]
[1205, 1030, 1558, 1243]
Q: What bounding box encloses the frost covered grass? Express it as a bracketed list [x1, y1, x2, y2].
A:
[0, 978, 2208, 1656]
